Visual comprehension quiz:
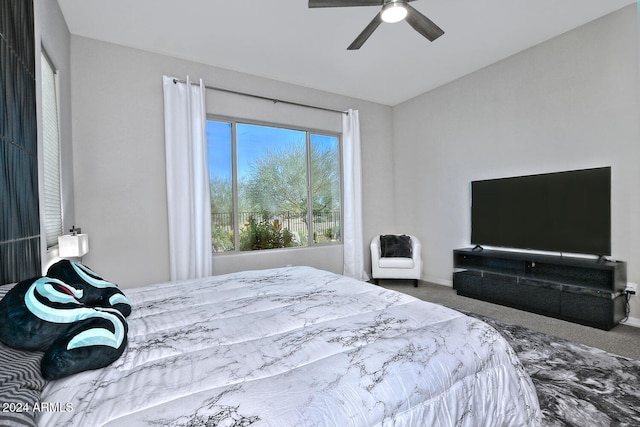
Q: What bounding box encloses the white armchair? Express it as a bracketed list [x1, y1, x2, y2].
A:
[370, 234, 423, 287]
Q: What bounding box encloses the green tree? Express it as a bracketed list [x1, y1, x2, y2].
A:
[210, 176, 232, 214]
[210, 177, 234, 251]
[243, 142, 307, 214]
[310, 142, 340, 214]
[242, 141, 339, 216]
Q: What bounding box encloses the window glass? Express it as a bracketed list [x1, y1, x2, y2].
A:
[208, 119, 341, 253]
[310, 134, 341, 243]
[207, 120, 234, 252]
[237, 123, 307, 250]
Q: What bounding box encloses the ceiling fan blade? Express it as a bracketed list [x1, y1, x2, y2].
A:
[347, 12, 383, 50]
[405, 4, 444, 41]
[309, 0, 383, 7]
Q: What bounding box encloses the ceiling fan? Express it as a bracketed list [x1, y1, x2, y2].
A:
[308, 0, 445, 50]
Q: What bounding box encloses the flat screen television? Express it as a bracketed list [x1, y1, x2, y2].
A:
[470, 167, 611, 256]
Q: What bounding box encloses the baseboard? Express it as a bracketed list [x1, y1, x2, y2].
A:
[422, 276, 453, 288]
[620, 316, 640, 328]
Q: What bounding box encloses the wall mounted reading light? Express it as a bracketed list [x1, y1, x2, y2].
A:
[58, 226, 89, 258]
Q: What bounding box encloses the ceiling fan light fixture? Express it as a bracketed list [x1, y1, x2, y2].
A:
[381, 2, 408, 24]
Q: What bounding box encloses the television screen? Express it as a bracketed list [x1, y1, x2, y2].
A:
[471, 167, 611, 256]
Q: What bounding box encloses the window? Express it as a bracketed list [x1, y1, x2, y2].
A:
[40, 51, 63, 248]
[207, 119, 341, 253]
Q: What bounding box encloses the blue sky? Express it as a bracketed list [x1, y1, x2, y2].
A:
[206, 120, 337, 181]
[206, 120, 232, 180]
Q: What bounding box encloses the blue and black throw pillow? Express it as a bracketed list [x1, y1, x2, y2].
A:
[0, 277, 81, 351]
[40, 307, 128, 380]
[0, 261, 130, 380]
[47, 260, 131, 317]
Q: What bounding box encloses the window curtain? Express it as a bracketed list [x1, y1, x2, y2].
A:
[342, 109, 369, 281]
[162, 76, 212, 281]
[0, 0, 41, 284]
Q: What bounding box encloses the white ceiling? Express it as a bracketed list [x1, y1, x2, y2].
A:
[57, 0, 636, 106]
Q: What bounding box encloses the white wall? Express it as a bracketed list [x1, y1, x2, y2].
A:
[69, 36, 394, 288]
[392, 5, 640, 321]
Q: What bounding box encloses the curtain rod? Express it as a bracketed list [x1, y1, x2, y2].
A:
[172, 78, 347, 115]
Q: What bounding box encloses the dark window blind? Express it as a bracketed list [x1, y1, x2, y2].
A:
[0, 0, 41, 284]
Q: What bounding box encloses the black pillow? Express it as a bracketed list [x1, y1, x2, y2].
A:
[380, 235, 413, 258]
[0, 261, 131, 380]
[0, 277, 77, 351]
[40, 308, 128, 380]
[47, 260, 131, 317]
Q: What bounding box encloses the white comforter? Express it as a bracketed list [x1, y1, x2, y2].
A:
[38, 267, 541, 426]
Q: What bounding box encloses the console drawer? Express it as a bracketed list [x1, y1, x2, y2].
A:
[453, 271, 482, 298]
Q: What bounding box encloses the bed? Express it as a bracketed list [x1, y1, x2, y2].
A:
[2, 266, 541, 426]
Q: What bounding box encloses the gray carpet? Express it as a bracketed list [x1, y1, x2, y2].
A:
[377, 280, 640, 426]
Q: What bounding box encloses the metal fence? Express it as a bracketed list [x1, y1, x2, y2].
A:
[212, 210, 341, 244]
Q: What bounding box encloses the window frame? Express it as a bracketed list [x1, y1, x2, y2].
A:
[207, 115, 344, 254]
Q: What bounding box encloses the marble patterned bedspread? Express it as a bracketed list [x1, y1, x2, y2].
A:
[37, 267, 541, 426]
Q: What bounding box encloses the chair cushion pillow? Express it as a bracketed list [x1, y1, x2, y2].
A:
[378, 257, 415, 269]
[380, 235, 413, 258]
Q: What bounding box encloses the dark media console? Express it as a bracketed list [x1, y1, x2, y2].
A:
[453, 248, 627, 330]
